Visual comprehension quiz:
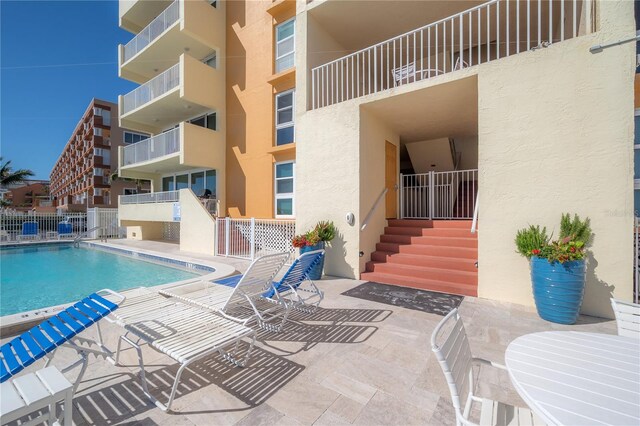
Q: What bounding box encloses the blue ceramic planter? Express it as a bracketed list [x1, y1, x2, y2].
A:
[530, 256, 586, 325]
[300, 242, 325, 280]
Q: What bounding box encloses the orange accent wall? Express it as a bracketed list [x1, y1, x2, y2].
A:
[225, 0, 296, 218]
[635, 74, 640, 109]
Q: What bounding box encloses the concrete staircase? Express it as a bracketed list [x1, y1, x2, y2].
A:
[361, 219, 478, 296]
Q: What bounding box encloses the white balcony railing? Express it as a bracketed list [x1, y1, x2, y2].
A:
[123, 0, 180, 62]
[122, 63, 180, 114]
[121, 128, 180, 166]
[120, 190, 179, 204]
[311, 0, 595, 109]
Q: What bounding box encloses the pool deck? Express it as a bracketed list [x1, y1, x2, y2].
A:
[1, 241, 618, 426]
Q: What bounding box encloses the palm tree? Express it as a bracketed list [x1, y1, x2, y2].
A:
[0, 157, 34, 186]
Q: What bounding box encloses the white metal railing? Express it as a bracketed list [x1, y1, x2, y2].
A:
[361, 188, 388, 231]
[215, 217, 296, 261]
[400, 169, 477, 220]
[123, 0, 180, 62]
[119, 190, 179, 205]
[121, 128, 180, 166]
[201, 198, 220, 216]
[471, 192, 479, 233]
[311, 0, 595, 109]
[122, 63, 180, 114]
[1, 212, 86, 241]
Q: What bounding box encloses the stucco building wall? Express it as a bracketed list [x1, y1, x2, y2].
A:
[477, 0, 635, 317]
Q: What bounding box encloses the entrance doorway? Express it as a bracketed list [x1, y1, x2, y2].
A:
[385, 141, 397, 219]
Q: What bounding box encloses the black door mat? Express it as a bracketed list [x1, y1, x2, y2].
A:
[342, 282, 464, 316]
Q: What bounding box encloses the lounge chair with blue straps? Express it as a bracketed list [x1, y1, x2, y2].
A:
[17, 222, 39, 241]
[160, 252, 291, 332]
[219, 250, 325, 313]
[57, 221, 74, 240]
[0, 290, 125, 425]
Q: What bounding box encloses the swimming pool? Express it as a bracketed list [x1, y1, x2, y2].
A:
[0, 243, 201, 316]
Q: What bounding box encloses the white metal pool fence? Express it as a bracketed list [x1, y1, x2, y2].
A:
[215, 217, 296, 261]
[0, 208, 121, 242]
[87, 208, 123, 239]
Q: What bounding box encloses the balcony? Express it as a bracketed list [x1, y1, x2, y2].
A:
[119, 54, 223, 133]
[119, 190, 180, 222]
[310, 0, 595, 109]
[119, 0, 174, 34]
[118, 122, 224, 176]
[119, 0, 224, 83]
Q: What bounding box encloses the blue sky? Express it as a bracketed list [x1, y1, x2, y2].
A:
[1, 0, 138, 179]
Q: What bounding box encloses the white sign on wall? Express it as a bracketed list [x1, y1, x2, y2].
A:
[172, 202, 181, 222]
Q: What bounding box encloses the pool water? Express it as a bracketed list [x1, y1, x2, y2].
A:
[0, 244, 200, 316]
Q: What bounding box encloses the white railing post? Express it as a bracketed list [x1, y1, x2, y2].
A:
[224, 217, 230, 257]
[399, 173, 404, 219]
[428, 171, 435, 219]
[471, 192, 479, 233]
[249, 217, 256, 260]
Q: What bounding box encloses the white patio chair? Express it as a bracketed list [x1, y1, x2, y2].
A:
[431, 309, 544, 426]
[610, 299, 640, 338]
[109, 290, 256, 412]
[160, 252, 291, 332]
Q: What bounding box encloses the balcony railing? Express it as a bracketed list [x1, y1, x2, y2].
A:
[122, 63, 180, 114]
[123, 0, 180, 62]
[311, 0, 595, 109]
[121, 128, 180, 166]
[120, 191, 179, 205]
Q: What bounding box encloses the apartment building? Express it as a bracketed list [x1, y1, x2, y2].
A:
[49, 99, 144, 212]
[116, 0, 296, 252]
[2, 180, 53, 212]
[116, 0, 634, 318]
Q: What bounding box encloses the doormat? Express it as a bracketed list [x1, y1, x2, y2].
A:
[342, 282, 464, 316]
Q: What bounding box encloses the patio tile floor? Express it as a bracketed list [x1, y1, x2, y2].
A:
[2, 244, 617, 426]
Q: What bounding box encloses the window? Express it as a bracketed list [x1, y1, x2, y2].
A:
[203, 53, 216, 69]
[94, 128, 102, 136]
[123, 131, 149, 144]
[188, 112, 216, 131]
[275, 19, 295, 73]
[275, 161, 294, 217]
[124, 188, 138, 195]
[161, 169, 216, 196]
[275, 90, 294, 145]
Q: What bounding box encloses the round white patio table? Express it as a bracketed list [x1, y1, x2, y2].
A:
[505, 331, 640, 426]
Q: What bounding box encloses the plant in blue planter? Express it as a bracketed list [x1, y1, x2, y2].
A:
[292, 221, 336, 280]
[515, 214, 592, 325]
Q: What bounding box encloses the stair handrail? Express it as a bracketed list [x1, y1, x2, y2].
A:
[471, 191, 479, 234]
[73, 225, 105, 246]
[361, 188, 389, 231]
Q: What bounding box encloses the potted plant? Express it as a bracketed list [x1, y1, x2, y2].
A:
[515, 213, 592, 325]
[292, 221, 336, 280]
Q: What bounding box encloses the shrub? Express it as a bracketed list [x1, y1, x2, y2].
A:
[515, 214, 591, 264]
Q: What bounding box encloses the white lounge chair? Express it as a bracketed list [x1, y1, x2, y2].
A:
[1, 366, 73, 426]
[431, 309, 544, 426]
[160, 252, 291, 332]
[109, 290, 256, 412]
[610, 299, 640, 338]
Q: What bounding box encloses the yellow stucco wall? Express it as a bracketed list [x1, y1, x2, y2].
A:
[296, 1, 635, 317]
[477, 0, 635, 318]
[178, 189, 217, 254]
[225, 0, 296, 218]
